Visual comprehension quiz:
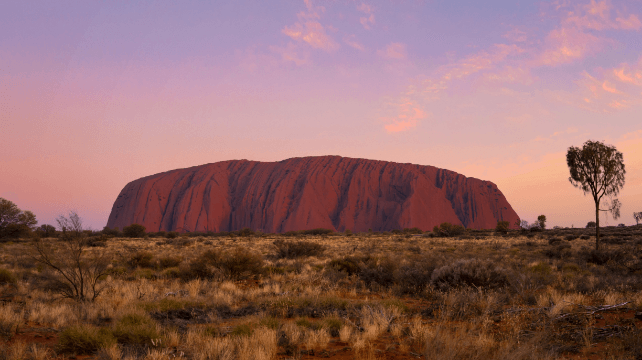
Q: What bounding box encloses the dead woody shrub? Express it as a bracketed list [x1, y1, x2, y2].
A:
[30, 212, 111, 302]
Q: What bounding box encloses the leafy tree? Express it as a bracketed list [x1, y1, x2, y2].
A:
[101, 226, 122, 237]
[37, 224, 57, 237]
[634, 212, 642, 226]
[537, 215, 547, 230]
[0, 198, 38, 238]
[123, 224, 146, 238]
[586, 221, 596, 228]
[567, 140, 625, 250]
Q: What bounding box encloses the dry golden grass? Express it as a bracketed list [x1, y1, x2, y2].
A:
[0, 228, 641, 359]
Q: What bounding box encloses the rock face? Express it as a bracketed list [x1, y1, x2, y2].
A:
[107, 156, 519, 233]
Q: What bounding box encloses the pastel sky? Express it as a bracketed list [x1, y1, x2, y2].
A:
[2, 0, 642, 230]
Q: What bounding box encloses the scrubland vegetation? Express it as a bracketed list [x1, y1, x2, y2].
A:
[2, 224, 642, 360]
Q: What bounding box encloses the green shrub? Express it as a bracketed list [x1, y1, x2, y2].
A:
[0, 268, 17, 285]
[432, 222, 465, 237]
[57, 324, 116, 354]
[129, 251, 154, 268]
[431, 259, 509, 290]
[166, 231, 179, 239]
[301, 228, 333, 236]
[122, 224, 146, 238]
[236, 227, 255, 237]
[328, 256, 364, 275]
[133, 268, 155, 279]
[295, 318, 315, 329]
[183, 247, 263, 280]
[222, 247, 264, 279]
[495, 221, 510, 234]
[161, 267, 181, 279]
[158, 255, 182, 269]
[259, 317, 280, 330]
[112, 313, 159, 345]
[403, 227, 423, 234]
[529, 262, 552, 275]
[229, 324, 253, 337]
[101, 226, 122, 237]
[323, 317, 342, 337]
[273, 239, 326, 259]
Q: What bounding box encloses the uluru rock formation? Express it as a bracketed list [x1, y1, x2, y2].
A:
[107, 156, 519, 233]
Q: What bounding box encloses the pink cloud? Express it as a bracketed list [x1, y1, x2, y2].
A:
[377, 42, 407, 60]
[282, 0, 339, 52]
[563, 0, 642, 31]
[502, 27, 527, 42]
[269, 42, 309, 66]
[282, 21, 339, 52]
[602, 81, 622, 94]
[575, 59, 642, 111]
[442, 44, 524, 80]
[383, 101, 426, 133]
[484, 66, 534, 85]
[357, 3, 375, 30]
[343, 34, 365, 51]
[538, 27, 605, 66]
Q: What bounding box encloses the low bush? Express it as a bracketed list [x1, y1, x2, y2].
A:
[495, 221, 510, 234]
[57, 324, 116, 354]
[403, 227, 423, 234]
[583, 249, 628, 265]
[101, 227, 122, 237]
[128, 251, 154, 268]
[236, 228, 255, 237]
[564, 234, 579, 241]
[544, 242, 572, 259]
[548, 237, 562, 245]
[166, 231, 179, 239]
[0, 305, 22, 338]
[158, 255, 182, 269]
[122, 224, 146, 238]
[430, 259, 509, 290]
[273, 239, 326, 259]
[222, 247, 264, 279]
[0, 268, 17, 285]
[358, 256, 398, 289]
[112, 313, 159, 345]
[432, 222, 465, 237]
[184, 247, 263, 280]
[301, 228, 333, 236]
[327, 256, 366, 276]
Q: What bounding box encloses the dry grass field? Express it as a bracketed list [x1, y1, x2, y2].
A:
[1, 227, 642, 360]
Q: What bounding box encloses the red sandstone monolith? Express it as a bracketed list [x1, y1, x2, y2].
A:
[106, 156, 519, 233]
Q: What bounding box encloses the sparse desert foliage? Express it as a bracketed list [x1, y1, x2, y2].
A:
[2, 225, 642, 359]
[567, 140, 625, 250]
[635, 212, 642, 226]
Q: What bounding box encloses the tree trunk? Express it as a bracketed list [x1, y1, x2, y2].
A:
[595, 203, 600, 251]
